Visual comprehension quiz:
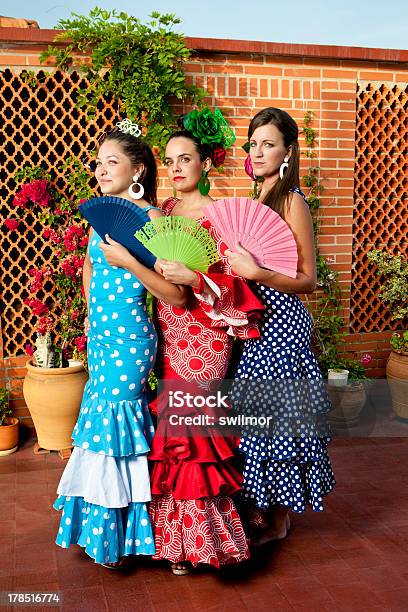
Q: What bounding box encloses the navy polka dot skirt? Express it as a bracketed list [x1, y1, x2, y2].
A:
[234, 284, 336, 513]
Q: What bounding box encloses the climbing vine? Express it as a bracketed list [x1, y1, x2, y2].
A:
[40, 8, 205, 153]
[301, 112, 366, 378]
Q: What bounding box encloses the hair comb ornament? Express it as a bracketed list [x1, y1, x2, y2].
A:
[116, 118, 142, 138]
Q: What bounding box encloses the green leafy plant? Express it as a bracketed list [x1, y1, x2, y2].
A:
[40, 8, 205, 153]
[0, 389, 12, 426]
[367, 249, 408, 321]
[390, 331, 408, 354]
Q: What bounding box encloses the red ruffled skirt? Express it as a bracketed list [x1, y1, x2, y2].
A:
[149, 363, 249, 566]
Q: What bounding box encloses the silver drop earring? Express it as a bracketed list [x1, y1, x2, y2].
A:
[128, 172, 144, 200]
[279, 155, 290, 180]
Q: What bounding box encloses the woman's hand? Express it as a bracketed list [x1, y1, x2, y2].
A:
[156, 259, 198, 287]
[99, 234, 133, 269]
[225, 243, 262, 280]
[83, 316, 90, 335]
[154, 259, 164, 275]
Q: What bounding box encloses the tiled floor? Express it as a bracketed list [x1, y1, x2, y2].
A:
[1, 436, 408, 611]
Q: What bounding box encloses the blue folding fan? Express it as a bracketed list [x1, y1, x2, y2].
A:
[79, 196, 156, 268]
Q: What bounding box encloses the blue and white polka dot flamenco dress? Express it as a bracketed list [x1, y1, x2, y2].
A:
[234, 282, 336, 514]
[54, 224, 158, 564]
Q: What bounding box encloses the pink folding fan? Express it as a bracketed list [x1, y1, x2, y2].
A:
[203, 197, 298, 277]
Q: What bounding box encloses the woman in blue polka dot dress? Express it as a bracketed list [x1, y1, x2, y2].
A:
[226, 108, 335, 545]
[54, 126, 186, 567]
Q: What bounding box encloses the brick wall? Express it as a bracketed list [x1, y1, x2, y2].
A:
[1, 29, 407, 429]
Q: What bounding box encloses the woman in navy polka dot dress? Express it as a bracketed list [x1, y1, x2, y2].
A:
[226, 108, 335, 545]
[54, 127, 187, 567]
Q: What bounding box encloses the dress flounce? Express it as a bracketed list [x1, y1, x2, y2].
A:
[72, 385, 154, 457]
[149, 494, 249, 567]
[54, 496, 155, 563]
[56, 446, 151, 507]
[239, 437, 336, 512]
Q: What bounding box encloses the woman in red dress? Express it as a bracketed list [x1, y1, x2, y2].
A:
[148, 110, 264, 574]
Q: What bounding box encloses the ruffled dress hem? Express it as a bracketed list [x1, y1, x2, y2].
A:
[149, 494, 249, 567]
[54, 496, 155, 563]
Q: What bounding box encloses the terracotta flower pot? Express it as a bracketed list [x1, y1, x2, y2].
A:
[386, 350, 408, 420]
[23, 359, 88, 451]
[0, 417, 19, 456]
[327, 383, 367, 426]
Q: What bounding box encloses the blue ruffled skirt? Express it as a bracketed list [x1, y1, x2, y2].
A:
[54, 383, 156, 563]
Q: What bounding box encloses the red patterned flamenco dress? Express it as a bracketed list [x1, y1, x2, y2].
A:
[149, 197, 264, 568]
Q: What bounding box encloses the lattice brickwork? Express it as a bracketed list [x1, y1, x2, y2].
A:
[0, 69, 116, 356]
[350, 82, 408, 333]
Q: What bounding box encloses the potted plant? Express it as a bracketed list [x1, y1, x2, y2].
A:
[326, 354, 371, 426]
[386, 330, 408, 420]
[6, 163, 91, 455]
[0, 388, 19, 456]
[368, 250, 408, 420]
[24, 334, 88, 456]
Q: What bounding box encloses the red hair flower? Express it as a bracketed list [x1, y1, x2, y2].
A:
[211, 147, 226, 168]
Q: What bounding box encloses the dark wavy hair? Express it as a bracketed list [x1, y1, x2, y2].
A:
[249, 107, 300, 218]
[166, 129, 213, 163]
[101, 129, 157, 205]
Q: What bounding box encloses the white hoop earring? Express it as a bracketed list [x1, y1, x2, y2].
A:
[279, 155, 290, 180]
[128, 173, 145, 200]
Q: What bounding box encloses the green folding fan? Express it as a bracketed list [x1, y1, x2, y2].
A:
[134, 216, 218, 272]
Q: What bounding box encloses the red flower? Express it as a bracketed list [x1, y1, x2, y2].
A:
[43, 228, 51, 239]
[74, 335, 87, 353]
[25, 179, 51, 208]
[78, 198, 87, 205]
[60, 254, 84, 279]
[36, 315, 53, 335]
[4, 218, 19, 231]
[63, 225, 86, 252]
[25, 343, 35, 357]
[361, 353, 372, 366]
[25, 298, 49, 316]
[28, 268, 46, 292]
[211, 147, 226, 168]
[12, 191, 28, 208]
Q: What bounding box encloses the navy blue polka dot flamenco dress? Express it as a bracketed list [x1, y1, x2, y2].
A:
[233, 199, 336, 514]
[54, 219, 158, 564]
